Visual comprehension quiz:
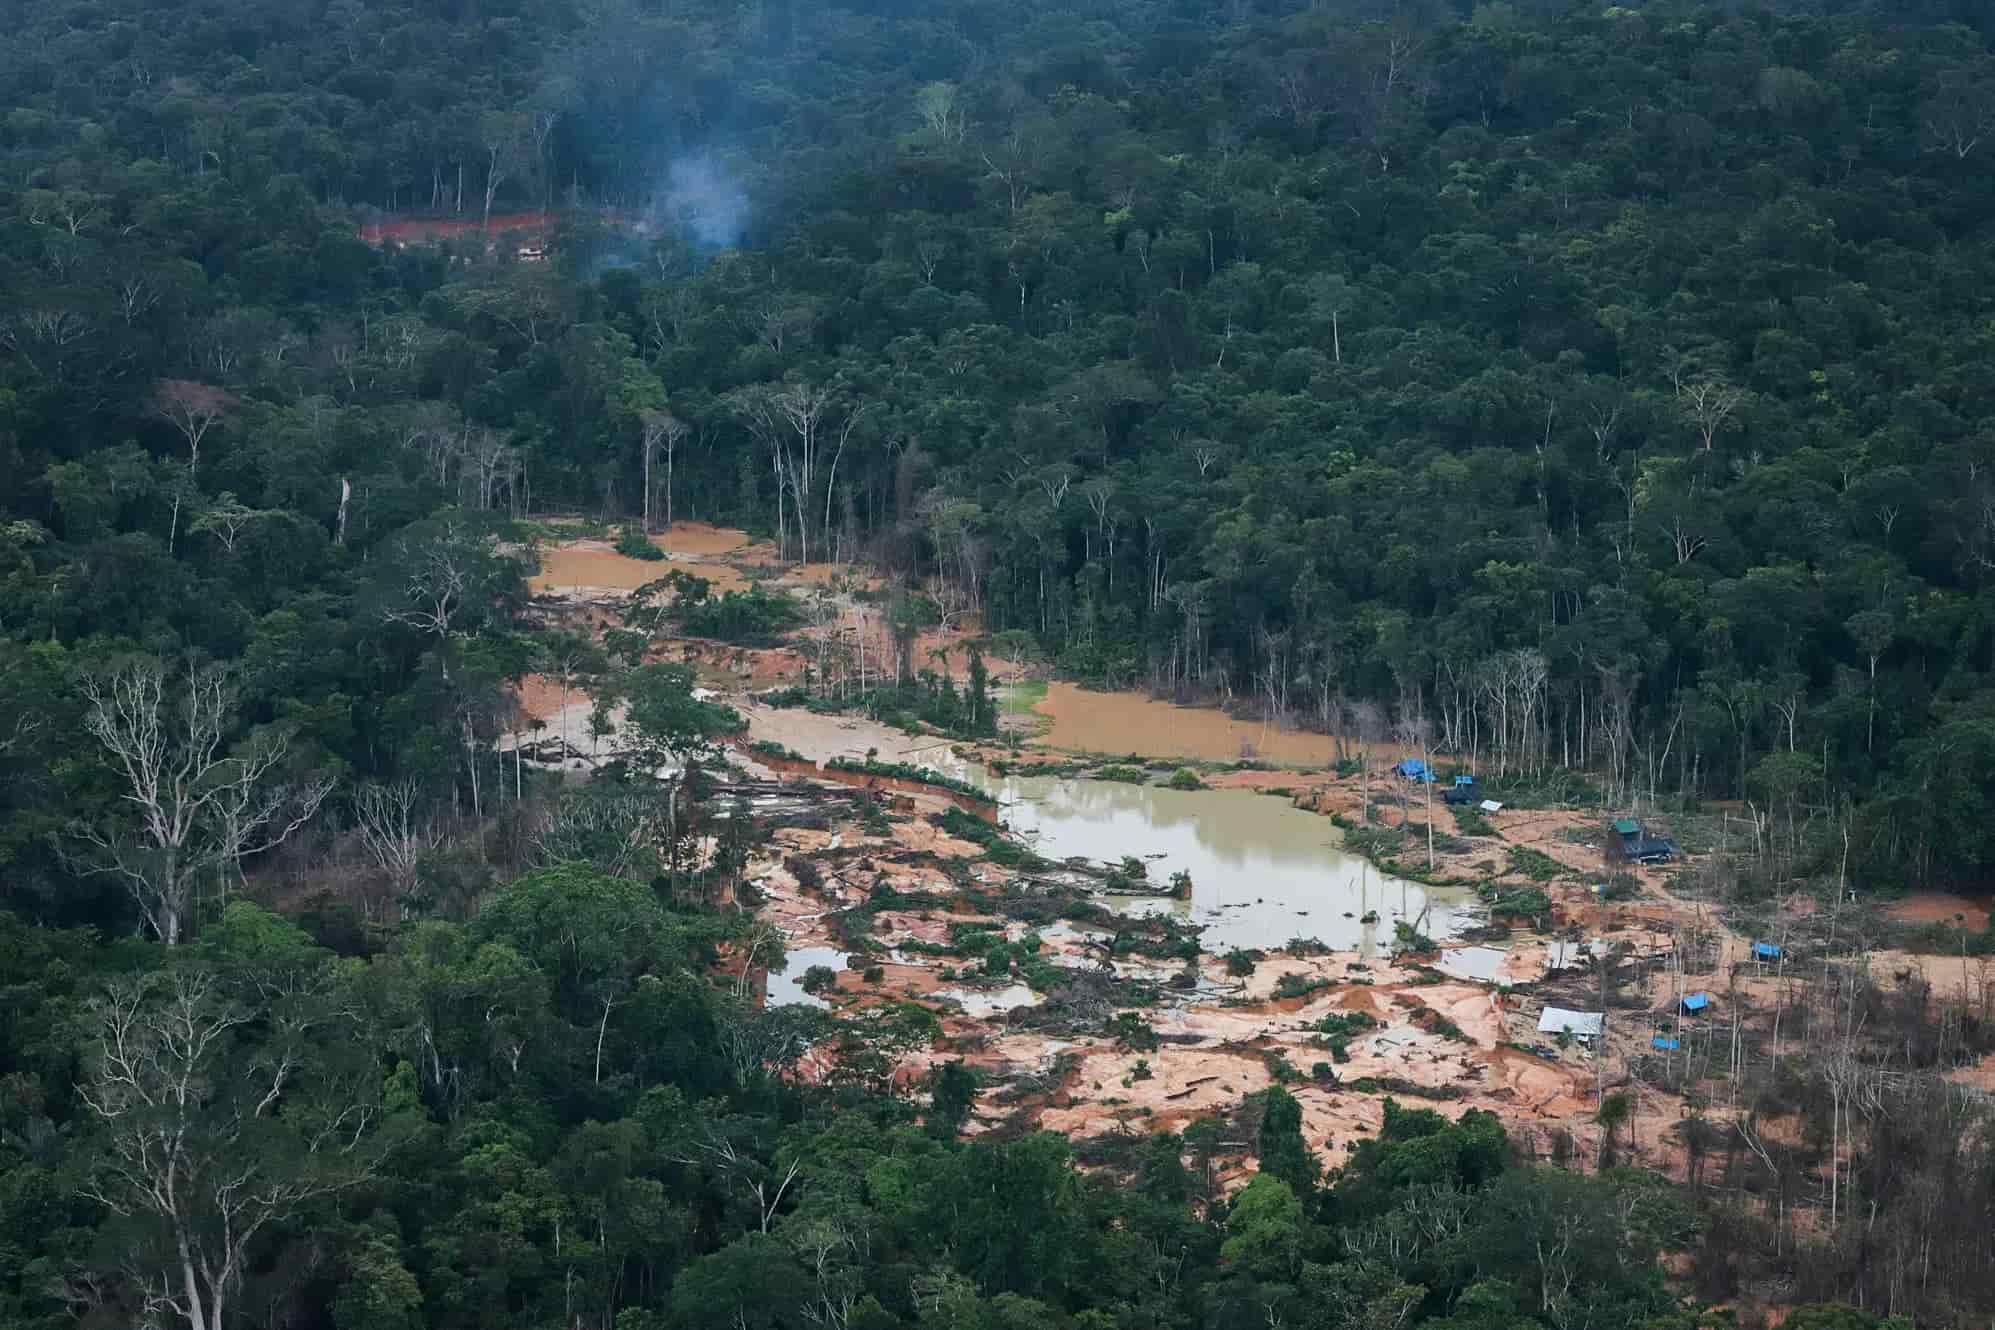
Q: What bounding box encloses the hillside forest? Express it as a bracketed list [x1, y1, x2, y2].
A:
[3, 0, 1995, 1327]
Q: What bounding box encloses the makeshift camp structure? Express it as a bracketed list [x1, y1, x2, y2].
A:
[1537, 1007, 1604, 1042]
[1752, 941, 1783, 961]
[1680, 992, 1712, 1014]
[1612, 817, 1680, 864]
[1396, 758, 1434, 783]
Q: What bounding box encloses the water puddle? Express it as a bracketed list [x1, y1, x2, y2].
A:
[1434, 945, 1511, 984]
[965, 769, 1477, 955]
[933, 983, 1042, 1018]
[765, 946, 850, 1009]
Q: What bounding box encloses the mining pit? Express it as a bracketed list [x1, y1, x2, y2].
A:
[514, 522, 1995, 1196]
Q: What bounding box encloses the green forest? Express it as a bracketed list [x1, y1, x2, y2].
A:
[4, 0, 1995, 1325]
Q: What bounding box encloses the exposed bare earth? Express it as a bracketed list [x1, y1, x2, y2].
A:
[1889, 891, 1991, 931]
[529, 522, 756, 596]
[516, 529, 1988, 1223]
[1031, 682, 1344, 766]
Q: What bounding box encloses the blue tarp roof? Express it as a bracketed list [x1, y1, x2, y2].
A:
[1396, 759, 1432, 780]
[1681, 993, 1712, 1012]
[1652, 1036, 1680, 1051]
[1753, 941, 1782, 959]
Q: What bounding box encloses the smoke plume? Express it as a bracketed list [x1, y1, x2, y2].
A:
[657, 155, 748, 249]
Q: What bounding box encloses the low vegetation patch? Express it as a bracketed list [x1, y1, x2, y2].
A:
[826, 757, 996, 804]
[614, 526, 665, 560]
[1505, 846, 1567, 882]
[1349, 1076, 1465, 1100]
[1273, 971, 1334, 1000]
[1479, 883, 1553, 918]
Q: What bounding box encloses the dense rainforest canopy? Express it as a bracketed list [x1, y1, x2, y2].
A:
[4, 0, 1995, 1326]
[8, 0, 1995, 887]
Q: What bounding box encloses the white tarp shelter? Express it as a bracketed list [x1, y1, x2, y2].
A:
[1537, 1007, 1604, 1041]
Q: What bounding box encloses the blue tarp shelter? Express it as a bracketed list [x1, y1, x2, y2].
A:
[1652, 1035, 1680, 1051]
[1680, 992, 1712, 1014]
[1752, 941, 1782, 961]
[1396, 759, 1434, 783]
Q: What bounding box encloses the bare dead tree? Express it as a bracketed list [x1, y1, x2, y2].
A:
[825, 403, 869, 562]
[380, 525, 478, 679]
[0, 306, 92, 380]
[640, 411, 689, 536]
[913, 235, 947, 284]
[189, 493, 270, 556]
[914, 81, 968, 145]
[529, 106, 562, 209]
[732, 382, 845, 565]
[746, 299, 818, 357]
[1681, 376, 1744, 452]
[534, 787, 663, 880]
[78, 968, 386, 1330]
[352, 780, 445, 906]
[980, 128, 1041, 214]
[73, 660, 330, 945]
[459, 430, 521, 513]
[1924, 66, 1995, 159]
[479, 112, 529, 230]
[667, 1124, 802, 1235]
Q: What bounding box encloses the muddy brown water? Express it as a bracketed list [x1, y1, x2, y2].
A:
[737, 697, 1480, 956]
[1031, 682, 1350, 767]
[963, 767, 1478, 956]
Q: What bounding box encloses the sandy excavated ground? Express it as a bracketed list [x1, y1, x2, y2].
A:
[710, 762, 1619, 1166]
[1888, 891, 1991, 931]
[1034, 682, 1348, 766]
[518, 527, 1995, 1197]
[531, 533, 754, 597]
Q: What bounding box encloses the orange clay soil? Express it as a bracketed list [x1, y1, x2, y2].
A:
[1887, 891, 1991, 931]
[527, 522, 756, 594]
[516, 673, 570, 723]
[1029, 682, 1343, 766]
[516, 538, 1985, 1208]
[703, 737, 1982, 1212]
[531, 541, 753, 595]
[1020, 957, 1594, 1160]
[651, 522, 751, 556]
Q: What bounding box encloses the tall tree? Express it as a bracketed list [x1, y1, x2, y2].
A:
[72, 660, 330, 945]
[78, 932, 395, 1330]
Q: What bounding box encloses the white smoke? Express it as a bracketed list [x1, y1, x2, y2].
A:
[658, 155, 748, 249]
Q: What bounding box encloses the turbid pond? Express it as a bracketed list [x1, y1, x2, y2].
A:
[765, 946, 849, 1009]
[738, 697, 1481, 957]
[962, 767, 1478, 955]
